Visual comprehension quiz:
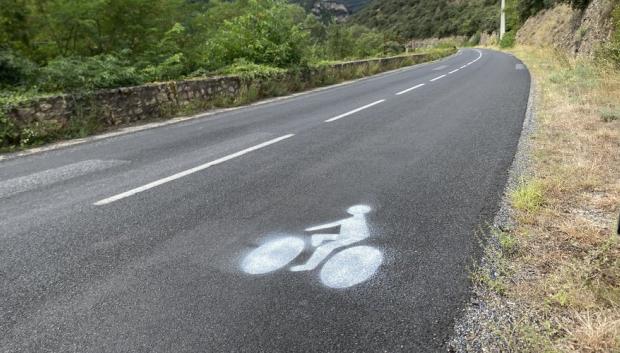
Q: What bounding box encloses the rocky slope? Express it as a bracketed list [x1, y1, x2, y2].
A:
[516, 0, 615, 57]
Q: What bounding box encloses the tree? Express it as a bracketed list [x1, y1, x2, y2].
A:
[204, 0, 310, 69]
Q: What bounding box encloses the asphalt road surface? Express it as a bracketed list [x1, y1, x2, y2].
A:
[0, 49, 531, 353]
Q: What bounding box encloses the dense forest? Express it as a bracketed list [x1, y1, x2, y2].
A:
[0, 0, 401, 95]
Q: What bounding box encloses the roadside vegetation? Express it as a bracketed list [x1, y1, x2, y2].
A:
[0, 0, 403, 96]
[464, 45, 619, 353]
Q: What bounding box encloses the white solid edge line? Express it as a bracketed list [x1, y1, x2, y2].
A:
[325, 99, 386, 122]
[430, 74, 446, 82]
[395, 83, 425, 96]
[94, 134, 295, 206]
[449, 69, 459, 74]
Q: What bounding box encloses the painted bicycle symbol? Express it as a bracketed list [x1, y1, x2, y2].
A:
[241, 205, 383, 289]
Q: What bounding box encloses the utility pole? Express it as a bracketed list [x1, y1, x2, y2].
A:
[500, 0, 506, 40]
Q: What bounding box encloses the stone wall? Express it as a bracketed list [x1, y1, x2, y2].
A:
[406, 36, 469, 50]
[5, 51, 452, 131]
[8, 76, 243, 129]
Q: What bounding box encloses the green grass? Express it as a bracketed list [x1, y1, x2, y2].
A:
[600, 107, 620, 122]
[511, 179, 545, 213]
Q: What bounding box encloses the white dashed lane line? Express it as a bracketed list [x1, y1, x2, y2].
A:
[395, 84, 425, 96]
[325, 100, 386, 123]
[430, 75, 446, 82]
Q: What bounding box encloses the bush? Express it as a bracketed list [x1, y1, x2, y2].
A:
[216, 58, 287, 78]
[203, 0, 309, 70]
[0, 49, 37, 88]
[468, 33, 482, 46]
[0, 110, 19, 148]
[38, 55, 144, 92]
[384, 41, 404, 55]
[141, 53, 188, 82]
[499, 30, 516, 48]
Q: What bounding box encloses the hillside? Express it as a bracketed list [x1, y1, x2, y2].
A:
[515, 0, 615, 58]
[352, 0, 499, 39]
[291, 0, 372, 14]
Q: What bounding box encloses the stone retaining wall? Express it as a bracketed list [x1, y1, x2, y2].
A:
[6, 51, 453, 131]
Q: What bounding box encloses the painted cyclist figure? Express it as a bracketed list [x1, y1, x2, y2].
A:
[290, 205, 371, 272]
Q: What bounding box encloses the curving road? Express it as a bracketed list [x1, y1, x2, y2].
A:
[0, 49, 530, 352]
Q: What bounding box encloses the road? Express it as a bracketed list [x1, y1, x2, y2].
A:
[0, 49, 530, 352]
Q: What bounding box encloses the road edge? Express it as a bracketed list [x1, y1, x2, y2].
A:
[447, 63, 537, 352]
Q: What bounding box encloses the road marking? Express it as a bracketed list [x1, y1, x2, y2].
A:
[395, 83, 425, 95]
[94, 134, 294, 205]
[325, 100, 386, 122]
[449, 69, 459, 74]
[430, 74, 446, 82]
[242, 204, 382, 289]
[0, 160, 128, 199]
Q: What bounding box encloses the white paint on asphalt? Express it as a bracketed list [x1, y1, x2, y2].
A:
[0, 160, 128, 199]
[320, 245, 383, 289]
[396, 83, 425, 96]
[430, 74, 446, 82]
[241, 236, 305, 274]
[449, 69, 459, 74]
[325, 100, 386, 122]
[94, 134, 294, 205]
[241, 205, 383, 289]
[291, 204, 372, 272]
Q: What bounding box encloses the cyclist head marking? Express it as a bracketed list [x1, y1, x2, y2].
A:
[347, 205, 371, 215]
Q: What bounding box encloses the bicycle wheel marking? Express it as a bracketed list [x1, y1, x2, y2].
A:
[319, 246, 383, 289]
[241, 236, 305, 275]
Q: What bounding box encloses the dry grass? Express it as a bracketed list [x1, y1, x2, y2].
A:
[497, 46, 620, 352]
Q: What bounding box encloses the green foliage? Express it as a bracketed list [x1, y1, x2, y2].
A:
[353, 0, 499, 39]
[511, 179, 545, 213]
[38, 55, 143, 92]
[500, 31, 517, 48]
[597, 1, 620, 68]
[0, 109, 20, 148]
[498, 230, 519, 256]
[0, 48, 36, 87]
[323, 24, 398, 60]
[600, 107, 620, 122]
[216, 58, 288, 78]
[468, 33, 482, 46]
[0, 0, 407, 96]
[204, 0, 309, 69]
